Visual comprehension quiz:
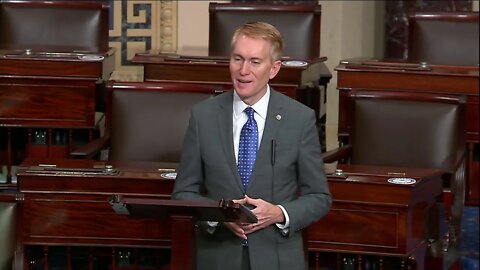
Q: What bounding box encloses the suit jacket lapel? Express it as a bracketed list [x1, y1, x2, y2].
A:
[248, 90, 284, 190]
[261, 90, 284, 146]
[216, 92, 245, 192]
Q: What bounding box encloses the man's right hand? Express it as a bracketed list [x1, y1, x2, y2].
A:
[223, 222, 247, 239]
[224, 196, 258, 238]
[225, 197, 249, 239]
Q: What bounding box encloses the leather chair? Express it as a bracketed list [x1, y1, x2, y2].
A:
[323, 90, 466, 270]
[208, 2, 321, 60]
[71, 81, 228, 162]
[407, 11, 479, 66]
[0, 195, 17, 270]
[0, 0, 109, 53]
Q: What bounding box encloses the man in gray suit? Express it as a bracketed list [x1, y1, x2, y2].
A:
[172, 21, 331, 270]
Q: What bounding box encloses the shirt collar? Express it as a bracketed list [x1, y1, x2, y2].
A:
[233, 85, 270, 120]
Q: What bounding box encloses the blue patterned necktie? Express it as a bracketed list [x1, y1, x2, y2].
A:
[238, 107, 258, 191]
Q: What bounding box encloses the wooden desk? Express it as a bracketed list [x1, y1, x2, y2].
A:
[15, 158, 445, 270]
[131, 51, 332, 151]
[16, 158, 176, 270]
[16, 159, 253, 270]
[0, 50, 115, 186]
[308, 164, 444, 270]
[335, 59, 479, 205]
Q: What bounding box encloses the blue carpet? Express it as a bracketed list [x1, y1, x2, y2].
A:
[461, 206, 479, 270]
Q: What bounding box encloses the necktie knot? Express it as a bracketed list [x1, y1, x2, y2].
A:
[244, 107, 256, 130]
[244, 107, 255, 119]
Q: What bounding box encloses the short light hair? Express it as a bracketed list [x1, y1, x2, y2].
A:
[231, 21, 284, 62]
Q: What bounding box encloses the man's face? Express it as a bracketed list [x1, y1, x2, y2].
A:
[229, 35, 281, 105]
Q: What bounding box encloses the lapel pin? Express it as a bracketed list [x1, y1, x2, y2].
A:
[276, 114, 282, 120]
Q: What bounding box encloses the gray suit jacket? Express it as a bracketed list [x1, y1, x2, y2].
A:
[172, 89, 331, 270]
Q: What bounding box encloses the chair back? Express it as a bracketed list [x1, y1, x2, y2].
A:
[208, 2, 321, 60]
[0, 0, 109, 53]
[0, 199, 16, 270]
[349, 91, 466, 171]
[106, 81, 225, 162]
[407, 12, 479, 66]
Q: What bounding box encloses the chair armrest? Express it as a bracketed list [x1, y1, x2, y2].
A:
[321, 144, 352, 163]
[439, 149, 466, 175]
[70, 133, 111, 159]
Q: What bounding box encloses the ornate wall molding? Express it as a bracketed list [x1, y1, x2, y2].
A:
[108, 0, 177, 82]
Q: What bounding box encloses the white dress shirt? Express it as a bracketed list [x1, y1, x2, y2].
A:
[232, 86, 290, 232]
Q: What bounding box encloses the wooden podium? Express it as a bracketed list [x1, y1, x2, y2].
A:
[110, 196, 257, 270]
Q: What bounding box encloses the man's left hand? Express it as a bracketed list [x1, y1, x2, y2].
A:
[240, 195, 285, 234]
